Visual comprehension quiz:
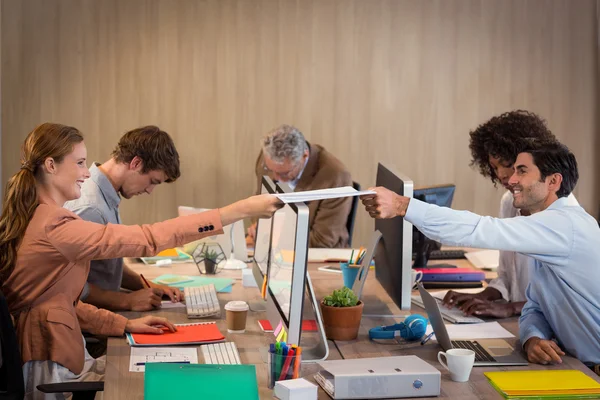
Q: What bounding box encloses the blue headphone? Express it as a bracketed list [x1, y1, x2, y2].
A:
[368, 314, 428, 341]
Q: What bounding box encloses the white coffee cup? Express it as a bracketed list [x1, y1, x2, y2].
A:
[437, 349, 475, 382]
[411, 270, 423, 289]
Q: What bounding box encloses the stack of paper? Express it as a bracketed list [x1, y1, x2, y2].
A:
[485, 370, 600, 399]
[429, 288, 487, 301]
[465, 250, 500, 271]
[274, 186, 375, 204]
[152, 274, 234, 293]
[425, 321, 515, 340]
[308, 248, 361, 262]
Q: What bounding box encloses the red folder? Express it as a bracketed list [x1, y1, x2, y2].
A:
[128, 322, 225, 346]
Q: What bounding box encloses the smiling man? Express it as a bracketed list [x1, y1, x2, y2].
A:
[443, 111, 578, 318]
[361, 140, 600, 368]
[65, 126, 182, 312]
[249, 124, 352, 248]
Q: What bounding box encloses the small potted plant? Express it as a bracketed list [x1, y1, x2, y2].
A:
[192, 242, 225, 274]
[201, 248, 220, 274]
[320, 287, 364, 341]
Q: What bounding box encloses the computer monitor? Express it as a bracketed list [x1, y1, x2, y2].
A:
[373, 163, 413, 311]
[412, 184, 455, 268]
[267, 183, 310, 346]
[252, 177, 328, 362]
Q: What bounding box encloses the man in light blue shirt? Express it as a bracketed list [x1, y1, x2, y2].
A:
[361, 140, 600, 367]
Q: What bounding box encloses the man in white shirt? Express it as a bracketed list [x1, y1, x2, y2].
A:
[443, 111, 576, 318]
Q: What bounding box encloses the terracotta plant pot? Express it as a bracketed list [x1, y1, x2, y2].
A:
[320, 301, 364, 341]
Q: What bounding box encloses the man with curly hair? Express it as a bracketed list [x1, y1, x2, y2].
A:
[443, 111, 578, 318]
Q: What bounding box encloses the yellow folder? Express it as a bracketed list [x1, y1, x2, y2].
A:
[485, 370, 600, 397]
[156, 248, 179, 257]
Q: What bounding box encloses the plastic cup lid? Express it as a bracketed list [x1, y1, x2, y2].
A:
[224, 301, 249, 312]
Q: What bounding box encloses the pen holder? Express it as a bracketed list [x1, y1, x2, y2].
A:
[268, 350, 302, 389]
[340, 263, 361, 289]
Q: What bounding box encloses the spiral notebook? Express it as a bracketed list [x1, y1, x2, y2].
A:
[126, 322, 225, 346]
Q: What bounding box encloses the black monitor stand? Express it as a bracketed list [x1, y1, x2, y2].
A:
[412, 230, 456, 269]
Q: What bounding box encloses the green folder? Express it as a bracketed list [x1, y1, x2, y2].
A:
[144, 363, 259, 400]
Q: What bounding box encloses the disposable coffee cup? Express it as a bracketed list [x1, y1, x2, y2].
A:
[225, 301, 249, 333]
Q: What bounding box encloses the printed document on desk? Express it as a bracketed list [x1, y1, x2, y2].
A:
[275, 186, 375, 204]
[429, 288, 486, 301]
[425, 321, 515, 341]
[465, 250, 500, 271]
[160, 300, 185, 309]
[308, 248, 359, 262]
[129, 347, 198, 372]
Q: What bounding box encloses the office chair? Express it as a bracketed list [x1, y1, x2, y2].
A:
[0, 290, 103, 400]
[346, 181, 361, 246]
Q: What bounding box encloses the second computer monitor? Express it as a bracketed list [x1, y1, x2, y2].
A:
[412, 184, 455, 268]
[374, 163, 413, 311]
[267, 182, 310, 346]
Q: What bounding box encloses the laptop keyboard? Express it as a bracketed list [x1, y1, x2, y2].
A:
[451, 340, 496, 362]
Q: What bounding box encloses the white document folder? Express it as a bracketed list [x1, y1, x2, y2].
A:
[275, 186, 375, 204]
[314, 356, 440, 399]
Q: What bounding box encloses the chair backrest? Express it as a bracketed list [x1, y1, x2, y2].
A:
[0, 290, 25, 399]
[346, 181, 361, 246]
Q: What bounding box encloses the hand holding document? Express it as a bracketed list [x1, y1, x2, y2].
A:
[274, 186, 375, 204]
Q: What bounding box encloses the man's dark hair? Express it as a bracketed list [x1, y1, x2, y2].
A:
[469, 110, 556, 186]
[112, 126, 180, 182]
[521, 139, 578, 199]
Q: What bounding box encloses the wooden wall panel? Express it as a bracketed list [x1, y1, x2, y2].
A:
[2, 0, 598, 247]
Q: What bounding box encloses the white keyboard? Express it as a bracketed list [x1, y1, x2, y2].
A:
[411, 295, 483, 324]
[184, 284, 220, 318]
[201, 342, 241, 365]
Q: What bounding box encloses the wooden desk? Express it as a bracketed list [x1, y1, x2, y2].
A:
[104, 260, 342, 399]
[104, 258, 600, 399]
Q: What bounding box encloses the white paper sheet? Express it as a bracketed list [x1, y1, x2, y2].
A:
[425, 321, 515, 341]
[274, 186, 375, 204]
[429, 288, 487, 301]
[308, 248, 360, 262]
[160, 300, 186, 309]
[129, 346, 198, 372]
[465, 250, 500, 270]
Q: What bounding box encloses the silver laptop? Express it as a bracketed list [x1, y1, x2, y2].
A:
[418, 283, 528, 366]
